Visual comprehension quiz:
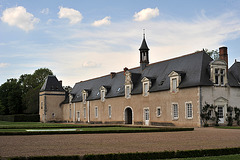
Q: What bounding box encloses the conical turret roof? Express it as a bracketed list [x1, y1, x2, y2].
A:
[139, 37, 149, 50]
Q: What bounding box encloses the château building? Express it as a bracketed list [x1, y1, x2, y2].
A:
[39, 35, 240, 127]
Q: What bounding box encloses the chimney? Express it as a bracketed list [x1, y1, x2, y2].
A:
[59, 80, 62, 86]
[110, 72, 116, 79]
[123, 67, 128, 75]
[219, 47, 228, 66]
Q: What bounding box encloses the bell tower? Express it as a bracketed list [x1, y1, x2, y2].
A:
[139, 30, 149, 70]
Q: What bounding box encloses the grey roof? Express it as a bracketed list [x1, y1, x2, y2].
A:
[139, 38, 149, 50]
[228, 62, 240, 87]
[70, 51, 218, 102]
[40, 75, 65, 92]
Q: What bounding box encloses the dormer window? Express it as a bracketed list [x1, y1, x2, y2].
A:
[83, 93, 87, 104]
[82, 89, 89, 104]
[172, 78, 177, 93]
[125, 85, 131, 99]
[214, 68, 225, 85]
[210, 60, 227, 86]
[168, 71, 185, 93]
[124, 70, 133, 99]
[101, 90, 105, 101]
[99, 86, 109, 102]
[141, 77, 153, 97]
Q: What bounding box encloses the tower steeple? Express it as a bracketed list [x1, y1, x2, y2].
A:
[139, 30, 149, 70]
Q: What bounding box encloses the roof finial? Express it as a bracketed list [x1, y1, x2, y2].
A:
[143, 29, 145, 39]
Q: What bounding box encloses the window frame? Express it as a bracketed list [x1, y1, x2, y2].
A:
[156, 107, 161, 117]
[95, 106, 98, 118]
[108, 105, 112, 118]
[83, 107, 86, 119]
[143, 82, 149, 96]
[185, 102, 193, 119]
[172, 103, 179, 120]
[125, 85, 131, 99]
[101, 90, 105, 102]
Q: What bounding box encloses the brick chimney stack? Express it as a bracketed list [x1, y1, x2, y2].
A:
[219, 47, 228, 66]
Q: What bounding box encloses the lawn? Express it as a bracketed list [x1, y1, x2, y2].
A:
[166, 154, 240, 160]
[0, 121, 83, 129]
[0, 121, 193, 135]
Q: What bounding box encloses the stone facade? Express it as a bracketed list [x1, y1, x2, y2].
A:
[39, 36, 240, 127]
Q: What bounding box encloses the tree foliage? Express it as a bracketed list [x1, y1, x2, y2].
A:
[0, 68, 53, 115]
[204, 48, 219, 60]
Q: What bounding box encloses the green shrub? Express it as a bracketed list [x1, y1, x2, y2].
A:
[0, 114, 39, 122]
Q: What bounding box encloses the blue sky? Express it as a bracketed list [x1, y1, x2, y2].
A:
[1, 0, 240, 86]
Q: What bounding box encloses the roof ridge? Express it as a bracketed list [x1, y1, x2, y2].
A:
[74, 51, 204, 85]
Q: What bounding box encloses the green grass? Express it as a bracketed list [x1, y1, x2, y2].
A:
[0, 121, 194, 135]
[0, 121, 83, 129]
[166, 154, 240, 160]
[0, 127, 156, 132]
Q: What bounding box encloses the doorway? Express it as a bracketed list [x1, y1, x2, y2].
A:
[144, 108, 150, 126]
[218, 105, 224, 123]
[125, 107, 132, 124]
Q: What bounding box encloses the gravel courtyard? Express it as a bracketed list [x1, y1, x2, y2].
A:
[1, 127, 240, 158]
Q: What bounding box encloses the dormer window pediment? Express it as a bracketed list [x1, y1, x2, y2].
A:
[168, 71, 185, 93]
[82, 89, 90, 104]
[141, 77, 155, 96]
[99, 86, 110, 102]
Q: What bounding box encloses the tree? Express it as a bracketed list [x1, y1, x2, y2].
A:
[0, 79, 23, 114]
[21, 68, 53, 114]
[204, 49, 219, 60]
[0, 68, 53, 115]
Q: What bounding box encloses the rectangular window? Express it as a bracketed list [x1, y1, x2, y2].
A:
[84, 107, 86, 119]
[69, 108, 71, 119]
[172, 78, 177, 92]
[157, 107, 161, 117]
[186, 103, 193, 119]
[101, 90, 105, 101]
[83, 93, 86, 104]
[143, 83, 149, 96]
[108, 105, 112, 118]
[173, 104, 178, 119]
[220, 69, 224, 85]
[95, 106, 98, 118]
[126, 86, 130, 98]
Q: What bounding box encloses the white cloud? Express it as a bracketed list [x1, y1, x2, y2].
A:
[1, 6, 40, 32]
[58, 7, 83, 24]
[133, 7, 159, 21]
[0, 63, 9, 68]
[92, 16, 111, 27]
[82, 61, 101, 68]
[40, 8, 49, 15]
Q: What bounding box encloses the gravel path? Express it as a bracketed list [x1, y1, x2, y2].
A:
[1, 128, 240, 158]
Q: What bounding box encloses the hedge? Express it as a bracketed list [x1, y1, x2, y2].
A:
[0, 114, 39, 122]
[8, 147, 240, 160]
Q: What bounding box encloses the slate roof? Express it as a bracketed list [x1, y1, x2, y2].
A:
[40, 75, 65, 92]
[228, 62, 240, 87]
[70, 51, 221, 103]
[139, 38, 149, 50]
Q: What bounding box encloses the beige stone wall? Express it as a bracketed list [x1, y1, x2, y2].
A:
[61, 87, 200, 127]
[39, 91, 65, 122]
